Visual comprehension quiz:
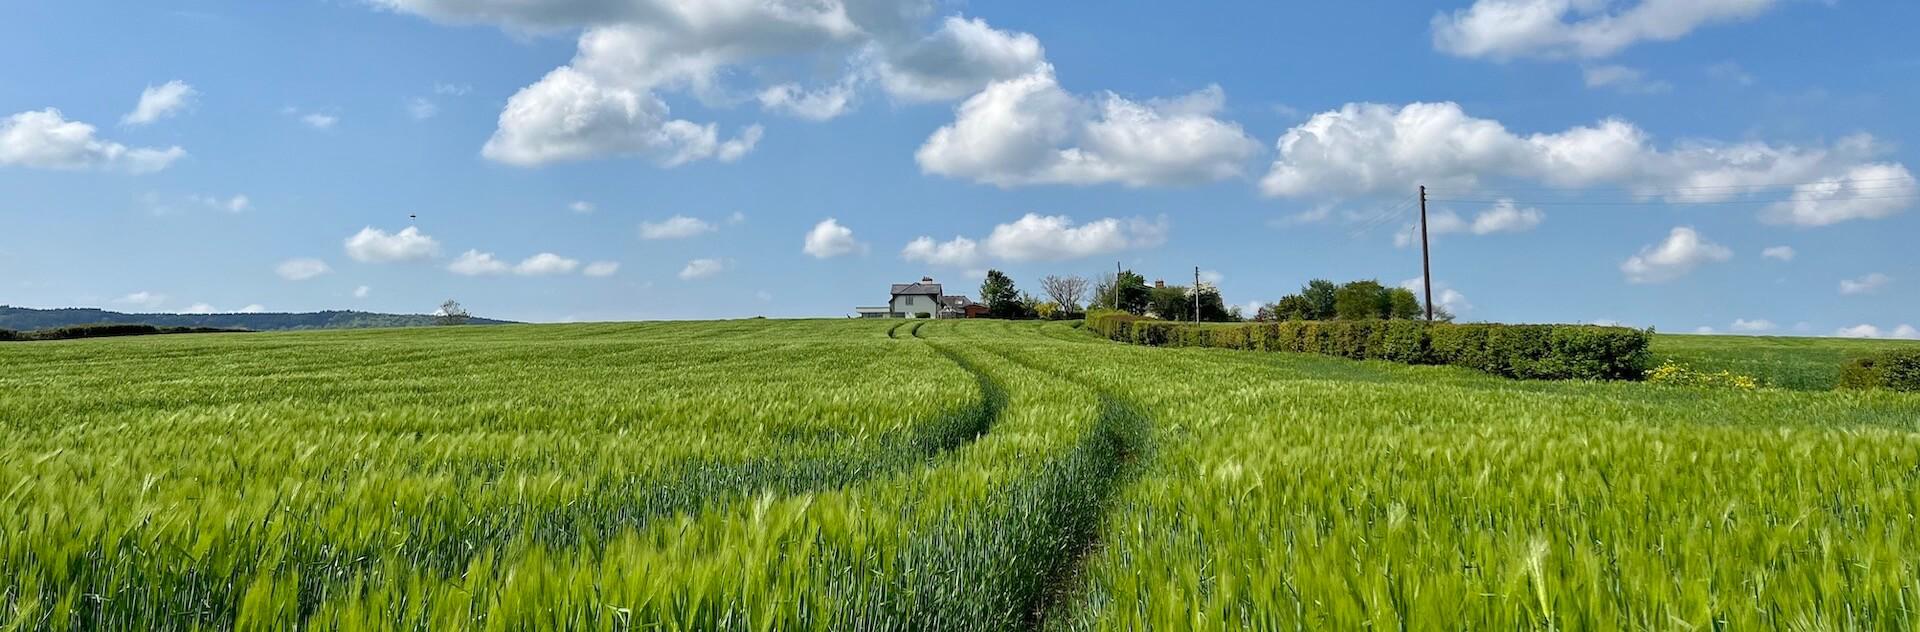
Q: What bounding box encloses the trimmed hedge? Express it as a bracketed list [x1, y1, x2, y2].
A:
[1087, 310, 1653, 381]
[1838, 349, 1920, 392]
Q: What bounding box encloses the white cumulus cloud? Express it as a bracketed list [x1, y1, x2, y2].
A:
[1400, 277, 1473, 314]
[115, 291, 166, 308]
[276, 258, 332, 281]
[1259, 102, 1914, 226]
[1838, 273, 1891, 296]
[514, 252, 580, 276]
[917, 68, 1260, 188]
[1834, 324, 1919, 340]
[983, 213, 1168, 261]
[1620, 226, 1731, 283]
[345, 226, 441, 263]
[1, 108, 186, 173]
[1582, 65, 1670, 93]
[757, 81, 856, 121]
[679, 257, 727, 280]
[447, 250, 510, 276]
[1762, 163, 1916, 227]
[1761, 245, 1795, 261]
[1432, 0, 1780, 61]
[1730, 318, 1775, 332]
[123, 80, 198, 126]
[873, 16, 1047, 102]
[353, 285, 371, 299]
[803, 218, 867, 258]
[1395, 198, 1543, 246]
[901, 235, 982, 267]
[569, 200, 596, 214]
[583, 261, 620, 277]
[639, 215, 717, 240]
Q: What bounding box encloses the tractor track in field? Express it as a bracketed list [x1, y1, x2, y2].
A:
[121, 325, 1015, 628]
[979, 347, 1151, 630]
[914, 326, 1152, 630]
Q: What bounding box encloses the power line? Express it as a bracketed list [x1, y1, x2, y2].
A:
[1426, 193, 1920, 207]
[1427, 174, 1918, 196]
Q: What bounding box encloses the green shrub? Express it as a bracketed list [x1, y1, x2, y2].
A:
[1838, 349, 1920, 392]
[1089, 313, 1652, 381]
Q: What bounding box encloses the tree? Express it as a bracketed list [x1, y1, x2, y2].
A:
[1145, 282, 1234, 322]
[1114, 270, 1150, 315]
[980, 270, 1027, 319]
[1147, 284, 1189, 320]
[1039, 274, 1090, 313]
[1333, 280, 1388, 320]
[1267, 295, 1316, 321]
[436, 299, 470, 326]
[1386, 288, 1423, 320]
[1301, 279, 1338, 320]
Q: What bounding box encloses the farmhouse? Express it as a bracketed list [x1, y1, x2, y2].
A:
[856, 277, 982, 318]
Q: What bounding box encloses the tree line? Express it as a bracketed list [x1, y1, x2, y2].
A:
[971, 270, 1447, 323]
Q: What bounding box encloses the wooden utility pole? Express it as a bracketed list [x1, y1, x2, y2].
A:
[1193, 266, 1201, 324]
[1419, 185, 1434, 321]
[1114, 261, 1122, 309]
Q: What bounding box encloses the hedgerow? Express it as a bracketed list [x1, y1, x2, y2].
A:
[1838, 348, 1920, 392]
[1087, 310, 1653, 380]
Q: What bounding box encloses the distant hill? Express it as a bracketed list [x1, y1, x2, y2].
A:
[0, 305, 515, 332]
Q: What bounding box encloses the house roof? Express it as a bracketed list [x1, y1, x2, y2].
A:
[891, 278, 943, 296]
[941, 295, 976, 308]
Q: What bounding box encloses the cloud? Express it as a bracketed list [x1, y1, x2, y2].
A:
[301, 113, 338, 129]
[514, 252, 580, 276]
[238, 304, 266, 313]
[873, 16, 1047, 102]
[447, 250, 510, 276]
[679, 257, 726, 280]
[1760, 245, 1795, 261]
[757, 81, 856, 121]
[583, 261, 620, 277]
[916, 68, 1260, 187]
[446, 250, 580, 276]
[1, 108, 186, 173]
[1620, 226, 1731, 283]
[803, 218, 867, 258]
[345, 226, 441, 263]
[1694, 326, 1717, 335]
[1432, 0, 1780, 60]
[481, 62, 765, 166]
[1834, 324, 1920, 340]
[182, 303, 218, 314]
[1400, 277, 1473, 314]
[122, 80, 198, 126]
[1706, 61, 1755, 85]
[1199, 270, 1224, 285]
[407, 97, 439, 120]
[983, 213, 1168, 261]
[276, 258, 332, 281]
[638, 215, 717, 240]
[1581, 65, 1670, 93]
[569, 200, 596, 214]
[1761, 163, 1916, 227]
[901, 235, 981, 267]
[901, 213, 1167, 267]
[1395, 199, 1542, 246]
[115, 291, 165, 308]
[1730, 318, 1775, 332]
[1838, 272, 1891, 296]
[728, 211, 747, 224]
[353, 285, 371, 298]
[1258, 102, 1915, 226]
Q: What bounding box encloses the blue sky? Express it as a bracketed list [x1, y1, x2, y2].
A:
[2, 0, 1916, 337]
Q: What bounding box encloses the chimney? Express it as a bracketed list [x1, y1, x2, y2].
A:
[921, 276, 934, 282]
[1154, 279, 1165, 289]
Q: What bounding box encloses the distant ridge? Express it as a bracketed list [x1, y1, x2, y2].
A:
[0, 305, 515, 331]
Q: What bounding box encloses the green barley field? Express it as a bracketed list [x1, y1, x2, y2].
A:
[3, 319, 1919, 630]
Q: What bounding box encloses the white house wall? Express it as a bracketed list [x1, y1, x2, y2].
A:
[891, 294, 939, 318]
